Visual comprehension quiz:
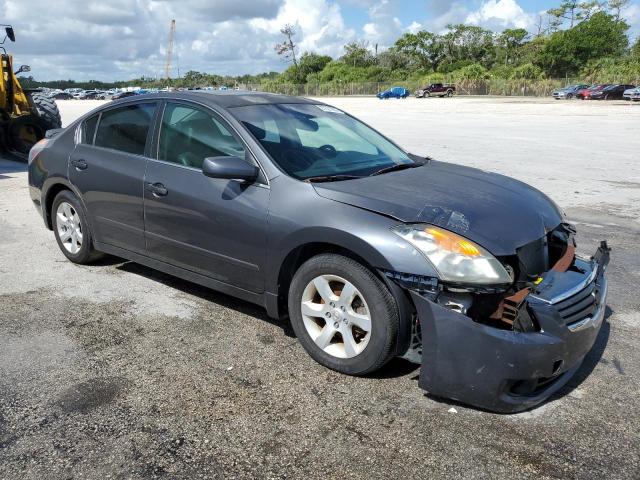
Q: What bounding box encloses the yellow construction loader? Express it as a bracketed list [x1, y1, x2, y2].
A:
[1, 24, 61, 159]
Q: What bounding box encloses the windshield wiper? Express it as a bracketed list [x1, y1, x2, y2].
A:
[305, 174, 362, 183]
[369, 163, 421, 176]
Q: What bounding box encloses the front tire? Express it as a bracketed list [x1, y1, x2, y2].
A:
[52, 190, 102, 264]
[288, 254, 399, 376]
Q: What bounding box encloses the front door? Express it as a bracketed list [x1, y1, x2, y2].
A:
[69, 102, 157, 253]
[143, 101, 269, 293]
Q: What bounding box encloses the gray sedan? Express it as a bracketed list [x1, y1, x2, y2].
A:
[27, 92, 609, 412]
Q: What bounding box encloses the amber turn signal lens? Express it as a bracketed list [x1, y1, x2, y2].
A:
[424, 227, 481, 257]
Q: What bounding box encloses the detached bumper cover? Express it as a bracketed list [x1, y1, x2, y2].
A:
[414, 242, 610, 413]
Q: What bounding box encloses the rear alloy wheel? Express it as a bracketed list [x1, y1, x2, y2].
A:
[566, 93, 573, 100]
[56, 201, 83, 255]
[288, 254, 399, 375]
[52, 190, 102, 264]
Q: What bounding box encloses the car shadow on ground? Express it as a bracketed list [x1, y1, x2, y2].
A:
[0, 157, 27, 176]
[114, 259, 296, 337]
[370, 357, 420, 378]
[550, 306, 613, 397]
[100, 255, 612, 404]
[114, 257, 420, 376]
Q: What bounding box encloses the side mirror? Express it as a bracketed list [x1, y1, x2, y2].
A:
[15, 65, 30, 74]
[5, 27, 15, 42]
[202, 156, 258, 182]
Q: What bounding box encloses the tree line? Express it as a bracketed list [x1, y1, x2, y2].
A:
[272, 1, 639, 86]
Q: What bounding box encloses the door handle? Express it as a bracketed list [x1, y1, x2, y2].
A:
[145, 182, 168, 197]
[71, 159, 87, 170]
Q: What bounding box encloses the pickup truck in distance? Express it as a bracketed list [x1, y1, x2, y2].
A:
[415, 83, 455, 98]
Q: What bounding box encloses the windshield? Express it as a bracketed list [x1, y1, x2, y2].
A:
[231, 103, 413, 180]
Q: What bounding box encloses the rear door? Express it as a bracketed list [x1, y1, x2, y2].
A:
[143, 101, 269, 293]
[69, 101, 158, 253]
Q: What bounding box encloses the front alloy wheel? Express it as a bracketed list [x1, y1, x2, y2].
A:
[301, 275, 371, 358]
[288, 254, 399, 376]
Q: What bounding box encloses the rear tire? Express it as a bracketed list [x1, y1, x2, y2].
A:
[288, 254, 399, 376]
[51, 190, 102, 264]
[566, 93, 573, 100]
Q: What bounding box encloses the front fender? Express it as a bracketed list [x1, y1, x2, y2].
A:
[264, 176, 439, 296]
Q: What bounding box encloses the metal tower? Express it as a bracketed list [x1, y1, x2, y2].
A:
[164, 19, 175, 79]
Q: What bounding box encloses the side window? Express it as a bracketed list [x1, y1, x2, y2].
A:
[158, 103, 245, 169]
[94, 103, 156, 155]
[82, 114, 99, 144]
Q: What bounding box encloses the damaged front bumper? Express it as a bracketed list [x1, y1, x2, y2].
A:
[410, 242, 610, 413]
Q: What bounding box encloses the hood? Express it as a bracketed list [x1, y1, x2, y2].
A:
[313, 160, 564, 256]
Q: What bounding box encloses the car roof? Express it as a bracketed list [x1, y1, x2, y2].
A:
[113, 91, 318, 109]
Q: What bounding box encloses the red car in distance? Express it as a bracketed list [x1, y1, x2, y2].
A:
[576, 84, 610, 99]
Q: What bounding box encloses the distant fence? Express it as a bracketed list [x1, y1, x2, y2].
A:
[245, 78, 640, 97]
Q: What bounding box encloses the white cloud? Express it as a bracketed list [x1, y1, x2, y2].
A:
[4, 0, 355, 81]
[623, 4, 640, 40]
[407, 21, 423, 34]
[423, 1, 470, 33]
[360, 1, 418, 49]
[422, 0, 536, 33]
[250, 0, 356, 59]
[465, 0, 534, 30]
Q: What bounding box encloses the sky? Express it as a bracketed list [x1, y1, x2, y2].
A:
[3, 0, 640, 81]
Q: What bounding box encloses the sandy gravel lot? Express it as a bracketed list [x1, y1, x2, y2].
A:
[1, 96, 639, 479]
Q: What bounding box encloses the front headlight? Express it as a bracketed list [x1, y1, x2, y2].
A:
[392, 224, 512, 285]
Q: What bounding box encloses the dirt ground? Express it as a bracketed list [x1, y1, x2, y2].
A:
[1, 96, 639, 479]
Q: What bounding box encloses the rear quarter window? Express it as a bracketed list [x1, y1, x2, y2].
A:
[94, 103, 156, 155]
[81, 114, 99, 144]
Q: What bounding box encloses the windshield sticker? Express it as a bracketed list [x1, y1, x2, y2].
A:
[316, 105, 345, 114]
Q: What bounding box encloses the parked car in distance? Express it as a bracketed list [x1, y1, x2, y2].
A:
[576, 84, 610, 99]
[78, 90, 102, 100]
[552, 84, 590, 100]
[415, 83, 455, 98]
[110, 91, 139, 100]
[28, 91, 610, 413]
[623, 86, 640, 101]
[377, 86, 409, 99]
[64, 88, 83, 96]
[590, 84, 636, 100]
[48, 91, 73, 100]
